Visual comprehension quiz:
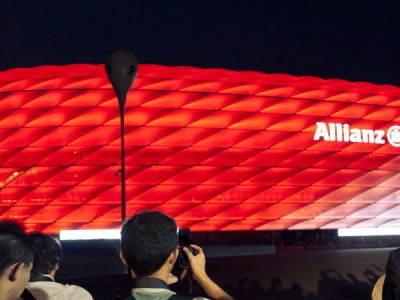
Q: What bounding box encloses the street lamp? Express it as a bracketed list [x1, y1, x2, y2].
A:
[105, 48, 138, 222]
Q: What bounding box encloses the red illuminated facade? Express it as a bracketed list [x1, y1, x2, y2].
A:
[1, 64, 400, 234]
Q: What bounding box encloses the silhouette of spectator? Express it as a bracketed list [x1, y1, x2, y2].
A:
[290, 282, 305, 300]
[0, 220, 33, 300]
[382, 247, 400, 300]
[26, 232, 93, 300]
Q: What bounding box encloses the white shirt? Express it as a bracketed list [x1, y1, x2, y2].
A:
[26, 280, 93, 300]
[131, 287, 209, 300]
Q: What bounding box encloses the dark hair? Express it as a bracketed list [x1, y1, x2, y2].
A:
[28, 232, 62, 276]
[121, 211, 178, 276]
[0, 220, 33, 277]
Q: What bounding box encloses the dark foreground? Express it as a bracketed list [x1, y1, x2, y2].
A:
[56, 246, 391, 300]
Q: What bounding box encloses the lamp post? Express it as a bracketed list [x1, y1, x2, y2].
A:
[105, 48, 138, 222]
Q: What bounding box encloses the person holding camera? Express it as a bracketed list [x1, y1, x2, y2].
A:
[117, 210, 233, 300]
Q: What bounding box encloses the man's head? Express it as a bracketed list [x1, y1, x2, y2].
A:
[0, 220, 33, 300]
[28, 232, 62, 276]
[120, 210, 179, 276]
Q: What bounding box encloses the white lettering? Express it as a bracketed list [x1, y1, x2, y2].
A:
[314, 122, 330, 141]
[390, 128, 400, 143]
[336, 123, 343, 141]
[343, 124, 350, 142]
[388, 126, 400, 147]
[350, 128, 362, 143]
[375, 130, 385, 144]
[362, 129, 374, 143]
[329, 123, 335, 141]
[312, 122, 400, 147]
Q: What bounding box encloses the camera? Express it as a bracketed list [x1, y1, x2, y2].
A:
[176, 246, 198, 269]
[174, 228, 198, 269]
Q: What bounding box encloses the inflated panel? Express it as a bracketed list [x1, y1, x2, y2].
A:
[0, 64, 400, 233]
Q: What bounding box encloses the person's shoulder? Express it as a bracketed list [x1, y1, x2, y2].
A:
[388, 248, 400, 267]
[26, 280, 62, 291]
[390, 247, 400, 257]
[65, 284, 93, 299]
[170, 295, 210, 300]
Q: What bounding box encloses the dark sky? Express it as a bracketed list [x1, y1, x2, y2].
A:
[2, 1, 400, 85]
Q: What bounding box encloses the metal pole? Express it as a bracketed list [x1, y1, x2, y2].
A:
[105, 48, 138, 223]
[120, 106, 126, 221]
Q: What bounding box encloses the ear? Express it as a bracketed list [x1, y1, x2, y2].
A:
[55, 257, 61, 270]
[119, 250, 127, 265]
[170, 248, 179, 264]
[9, 263, 24, 282]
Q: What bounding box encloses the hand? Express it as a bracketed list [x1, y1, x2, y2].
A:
[183, 244, 207, 281]
[184, 244, 234, 300]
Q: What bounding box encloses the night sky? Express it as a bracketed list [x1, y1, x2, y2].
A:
[2, 1, 400, 85]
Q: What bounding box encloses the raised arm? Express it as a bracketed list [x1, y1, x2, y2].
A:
[183, 245, 234, 300]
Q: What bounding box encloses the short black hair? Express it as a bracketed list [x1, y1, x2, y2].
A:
[0, 220, 33, 277]
[121, 211, 178, 276]
[28, 232, 62, 276]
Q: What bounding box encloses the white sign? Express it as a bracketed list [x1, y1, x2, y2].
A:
[313, 122, 400, 147]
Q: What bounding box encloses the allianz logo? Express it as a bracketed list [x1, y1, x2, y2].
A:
[313, 122, 400, 147]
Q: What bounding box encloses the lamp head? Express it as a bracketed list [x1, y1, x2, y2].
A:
[105, 48, 138, 109]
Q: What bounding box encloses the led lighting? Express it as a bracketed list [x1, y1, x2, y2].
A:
[338, 228, 400, 237]
[60, 229, 121, 240]
[4, 64, 400, 233]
